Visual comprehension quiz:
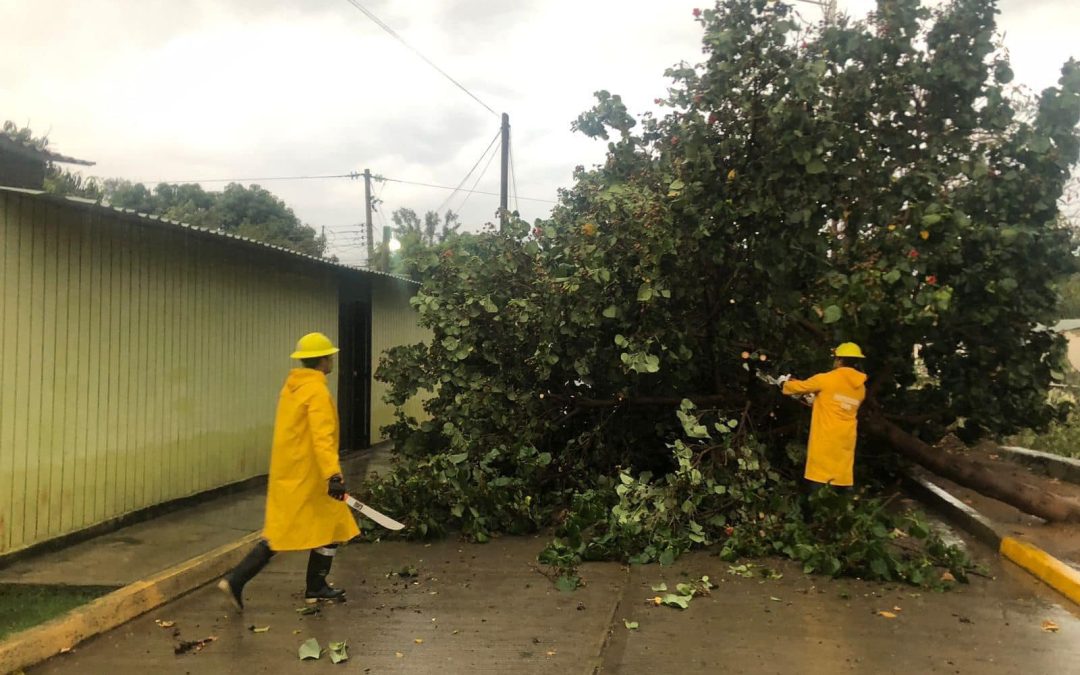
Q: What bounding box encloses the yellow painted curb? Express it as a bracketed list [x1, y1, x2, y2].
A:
[0, 531, 261, 675]
[1000, 536, 1080, 607]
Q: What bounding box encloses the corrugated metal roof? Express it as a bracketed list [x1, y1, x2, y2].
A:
[0, 185, 416, 284]
[0, 134, 95, 166]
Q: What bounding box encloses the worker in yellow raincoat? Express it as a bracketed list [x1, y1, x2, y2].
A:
[777, 343, 867, 489]
[218, 332, 360, 610]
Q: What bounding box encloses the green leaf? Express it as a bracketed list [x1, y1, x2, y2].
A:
[328, 641, 349, 664]
[623, 619, 639, 630]
[555, 575, 580, 592]
[298, 638, 322, 661]
[884, 269, 901, 284]
[602, 305, 618, 318]
[658, 548, 676, 566]
[650, 582, 668, 592]
[637, 283, 653, 302]
[448, 452, 469, 465]
[806, 159, 826, 174]
[669, 179, 685, 192]
[661, 593, 690, 609]
[823, 305, 842, 324]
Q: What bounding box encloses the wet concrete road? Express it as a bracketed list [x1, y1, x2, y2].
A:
[28, 535, 1080, 674]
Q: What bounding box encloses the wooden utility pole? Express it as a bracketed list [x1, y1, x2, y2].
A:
[499, 113, 510, 232]
[363, 168, 374, 266]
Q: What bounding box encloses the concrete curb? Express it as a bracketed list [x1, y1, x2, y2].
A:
[905, 468, 1080, 608]
[997, 446, 1080, 485]
[0, 531, 260, 675]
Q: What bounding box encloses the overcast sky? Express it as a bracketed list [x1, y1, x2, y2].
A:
[1, 0, 1077, 265]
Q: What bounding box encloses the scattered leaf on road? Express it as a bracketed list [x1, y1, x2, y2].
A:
[174, 636, 217, 655]
[395, 651, 404, 658]
[877, 611, 897, 619]
[892, 606, 902, 612]
[1042, 620, 1060, 633]
[154, 620, 175, 629]
[555, 575, 580, 592]
[546, 650, 557, 657]
[623, 619, 639, 630]
[940, 571, 956, 583]
[769, 597, 782, 602]
[661, 593, 691, 610]
[328, 641, 349, 664]
[296, 606, 320, 616]
[414, 638, 424, 644]
[650, 583, 668, 592]
[292, 630, 302, 635]
[248, 625, 270, 633]
[452, 630, 460, 635]
[298, 638, 322, 660]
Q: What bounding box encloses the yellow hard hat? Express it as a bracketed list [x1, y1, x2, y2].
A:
[290, 332, 340, 360]
[834, 342, 865, 359]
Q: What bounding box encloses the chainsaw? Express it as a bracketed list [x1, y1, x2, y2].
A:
[754, 370, 814, 406]
[344, 494, 405, 531]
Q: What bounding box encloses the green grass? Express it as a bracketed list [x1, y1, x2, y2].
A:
[1007, 409, 1080, 459]
[0, 583, 115, 639]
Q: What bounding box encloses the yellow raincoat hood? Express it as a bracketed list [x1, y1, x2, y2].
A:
[262, 368, 359, 551]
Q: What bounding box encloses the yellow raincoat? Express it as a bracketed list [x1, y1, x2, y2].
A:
[263, 368, 360, 551]
[782, 367, 867, 487]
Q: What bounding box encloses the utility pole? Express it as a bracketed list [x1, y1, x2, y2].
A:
[499, 113, 510, 232]
[363, 168, 374, 266]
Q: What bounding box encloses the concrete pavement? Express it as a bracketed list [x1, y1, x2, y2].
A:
[26, 533, 1080, 674]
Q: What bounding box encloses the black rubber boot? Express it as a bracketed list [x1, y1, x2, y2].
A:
[217, 540, 275, 611]
[304, 545, 346, 603]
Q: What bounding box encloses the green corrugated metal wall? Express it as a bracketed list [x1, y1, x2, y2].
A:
[370, 276, 430, 445]
[0, 192, 340, 555]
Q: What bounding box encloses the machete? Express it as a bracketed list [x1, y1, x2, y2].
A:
[344, 494, 406, 531]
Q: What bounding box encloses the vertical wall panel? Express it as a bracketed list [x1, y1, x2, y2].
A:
[0, 194, 342, 555]
[369, 277, 431, 445]
[0, 194, 18, 552]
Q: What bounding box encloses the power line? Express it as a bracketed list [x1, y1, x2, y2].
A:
[509, 138, 519, 213]
[131, 171, 558, 204]
[341, 0, 498, 117]
[135, 173, 355, 184]
[382, 175, 555, 204]
[457, 140, 501, 214]
[435, 129, 501, 215]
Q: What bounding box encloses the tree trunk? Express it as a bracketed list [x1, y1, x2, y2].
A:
[864, 414, 1080, 523]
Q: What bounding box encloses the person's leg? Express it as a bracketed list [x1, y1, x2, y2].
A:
[217, 539, 275, 610]
[305, 544, 346, 602]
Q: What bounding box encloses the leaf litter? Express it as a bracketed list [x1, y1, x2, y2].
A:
[298, 638, 321, 660]
[174, 636, 217, 655]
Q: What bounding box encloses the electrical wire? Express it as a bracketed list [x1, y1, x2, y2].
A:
[456, 138, 501, 214]
[435, 128, 501, 215]
[382, 175, 555, 203]
[131, 171, 557, 204]
[341, 0, 498, 117]
[509, 139, 519, 213]
[134, 173, 356, 184]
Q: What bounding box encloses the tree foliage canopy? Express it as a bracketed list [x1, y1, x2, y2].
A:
[3, 121, 330, 258]
[367, 0, 1079, 583]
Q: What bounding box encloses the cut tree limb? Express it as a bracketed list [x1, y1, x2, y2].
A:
[865, 414, 1080, 523]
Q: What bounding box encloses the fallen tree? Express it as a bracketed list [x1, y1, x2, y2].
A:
[865, 415, 1080, 522]
[362, 0, 1080, 583]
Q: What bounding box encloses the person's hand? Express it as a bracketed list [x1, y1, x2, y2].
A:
[328, 474, 347, 501]
[776, 374, 792, 387]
